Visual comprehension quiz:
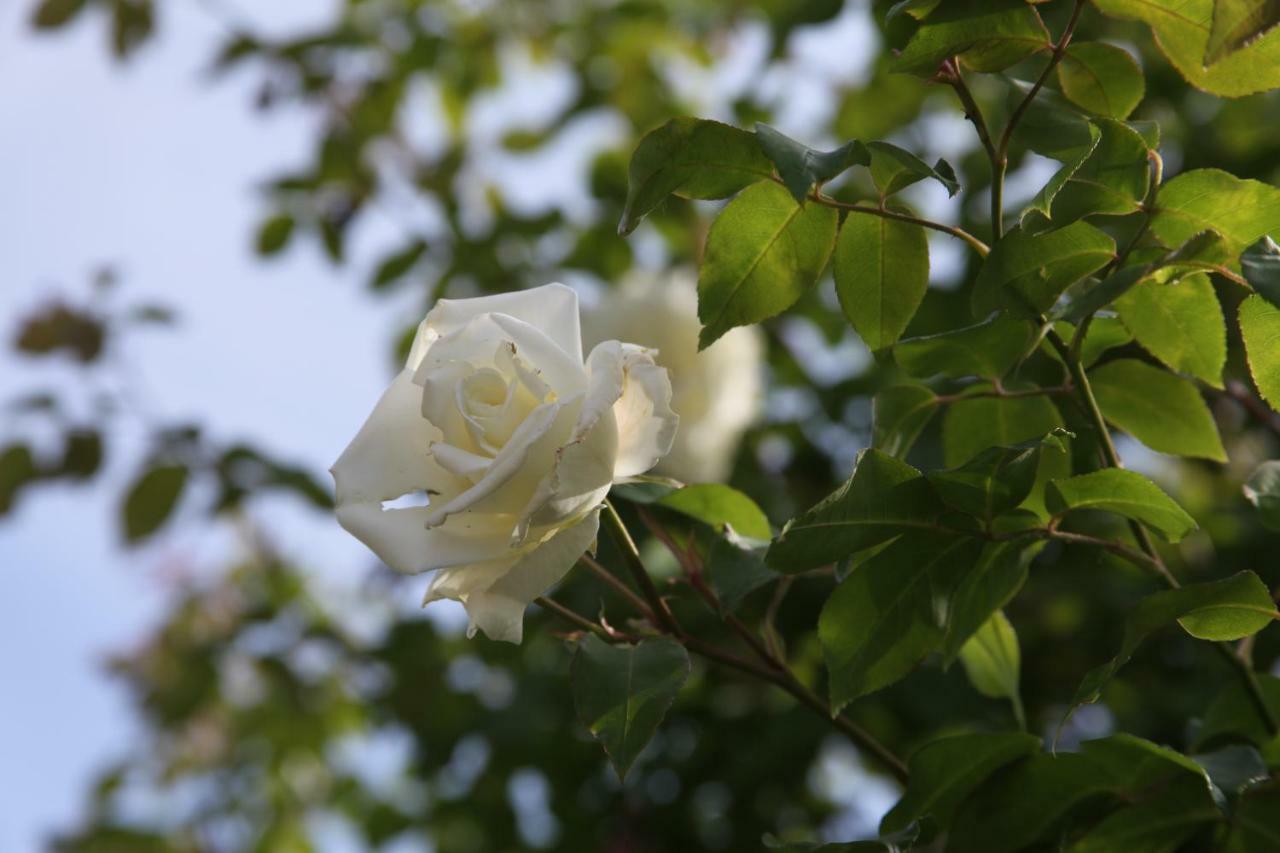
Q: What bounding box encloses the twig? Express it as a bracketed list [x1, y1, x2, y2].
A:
[807, 190, 990, 257]
[603, 500, 679, 634]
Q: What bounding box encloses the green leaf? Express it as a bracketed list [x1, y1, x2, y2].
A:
[1240, 235, 1280, 306]
[1067, 776, 1222, 852]
[1114, 273, 1225, 387]
[767, 449, 942, 572]
[1042, 119, 1152, 226]
[1050, 318, 1134, 367]
[1243, 460, 1280, 532]
[1192, 675, 1280, 755]
[754, 123, 869, 204]
[32, 0, 88, 28]
[1057, 43, 1145, 119]
[872, 385, 937, 458]
[1240, 294, 1280, 411]
[891, 0, 1049, 76]
[865, 141, 958, 197]
[619, 118, 773, 235]
[1021, 121, 1102, 228]
[819, 531, 984, 708]
[928, 442, 1043, 520]
[1242, 236, 1280, 308]
[958, 611, 1025, 726]
[1225, 782, 1280, 853]
[1151, 170, 1280, 265]
[255, 214, 295, 257]
[1205, 0, 1280, 65]
[949, 736, 1215, 853]
[895, 315, 1036, 380]
[1195, 744, 1270, 799]
[941, 389, 1064, 467]
[370, 240, 428, 290]
[704, 539, 777, 613]
[0, 444, 38, 516]
[1073, 572, 1277, 708]
[879, 731, 1041, 835]
[941, 538, 1043, 661]
[122, 464, 188, 544]
[1094, 0, 1280, 96]
[656, 483, 771, 541]
[1089, 359, 1227, 461]
[570, 635, 691, 780]
[697, 180, 838, 348]
[1047, 468, 1198, 542]
[972, 222, 1116, 317]
[834, 213, 929, 351]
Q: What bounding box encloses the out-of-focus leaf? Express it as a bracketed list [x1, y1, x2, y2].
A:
[570, 635, 690, 779]
[697, 180, 837, 348]
[0, 444, 38, 516]
[32, 0, 88, 28]
[122, 464, 188, 544]
[15, 304, 105, 363]
[1089, 359, 1226, 461]
[1243, 460, 1280, 532]
[370, 239, 428, 290]
[59, 430, 103, 480]
[256, 213, 295, 256]
[834, 213, 928, 351]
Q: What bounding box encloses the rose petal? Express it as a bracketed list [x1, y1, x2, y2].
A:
[584, 341, 679, 479]
[425, 509, 601, 643]
[331, 369, 459, 506]
[406, 282, 583, 369]
[335, 503, 513, 573]
[417, 313, 587, 398]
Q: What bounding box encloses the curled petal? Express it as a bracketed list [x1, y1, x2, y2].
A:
[585, 341, 679, 479]
[406, 282, 584, 369]
[424, 509, 601, 643]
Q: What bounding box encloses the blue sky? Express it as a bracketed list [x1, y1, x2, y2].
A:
[0, 2, 415, 846]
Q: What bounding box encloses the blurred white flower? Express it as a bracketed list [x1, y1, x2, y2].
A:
[585, 269, 764, 483]
[332, 284, 677, 643]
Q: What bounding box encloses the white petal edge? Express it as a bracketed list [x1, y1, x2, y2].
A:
[406, 282, 584, 370]
[424, 509, 601, 643]
[585, 341, 679, 479]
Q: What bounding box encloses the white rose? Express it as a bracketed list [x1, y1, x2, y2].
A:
[584, 269, 764, 483]
[332, 283, 678, 643]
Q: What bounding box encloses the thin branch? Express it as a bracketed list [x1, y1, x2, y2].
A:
[535, 595, 636, 642]
[578, 553, 655, 621]
[933, 383, 1072, 407]
[807, 191, 990, 257]
[998, 0, 1087, 158]
[1044, 326, 1280, 735]
[602, 500, 680, 634]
